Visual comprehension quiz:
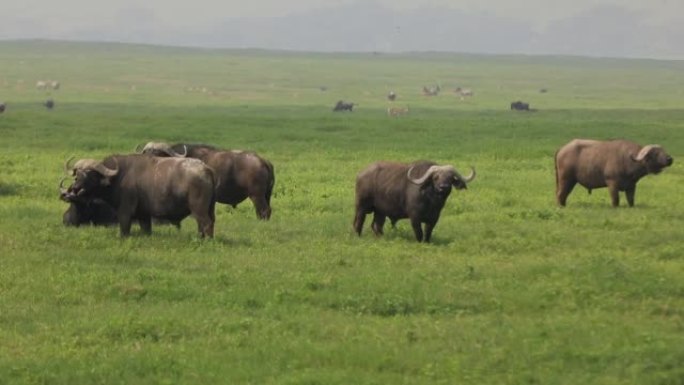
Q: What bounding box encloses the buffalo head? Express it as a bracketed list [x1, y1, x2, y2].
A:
[62, 157, 119, 199]
[632, 145, 673, 175]
[407, 164, 476, 193]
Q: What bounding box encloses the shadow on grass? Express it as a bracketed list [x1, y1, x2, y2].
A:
[355, 224, 456, 246]
[567, 201, 655, 210]
[0, 182, 21, 196]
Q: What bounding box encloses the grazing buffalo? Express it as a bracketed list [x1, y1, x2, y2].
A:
[62, 155, 216, 237]
[510, 101, 530, 111]
[333, 100, 355, 111]
[0, 102, 5, 113]
[454, 87, 473, 99]
[140, 142, 275, 219]
[61, 195, 118, 227]
[44, 99, 55, 110]
[422, 85, 440, 96]
[354, 160, 476, 242]
[387, 106, 409, 117]
[555, 139, 673, 207]
[60, 178, 181, 228]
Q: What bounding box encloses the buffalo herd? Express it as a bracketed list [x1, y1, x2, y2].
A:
[60, 137, 673, 242]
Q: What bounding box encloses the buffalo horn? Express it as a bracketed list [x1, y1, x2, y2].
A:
[172, 144, 187, 157]
[633, 145, 661, 162]
[94, 158, 119, 177]
[454, 166, 476, 183]
[58, 177, 67, 193]
[64, 156, 75, 175]
[72, 158, 119, 177]
[407, 165, 448, 185]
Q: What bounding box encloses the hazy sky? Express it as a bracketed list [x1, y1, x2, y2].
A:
[1, 0, 683, 58]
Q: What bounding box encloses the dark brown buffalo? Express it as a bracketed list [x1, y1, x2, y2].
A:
[62, 155, 216, 237]
[0, 102, 6, 113]
[140, 142, 274, 219]
[555, 139, 673, 207]
[510, 101, 529, 111]
[333, 100, 355, 111]
[60, 178, 181, 228]
[354, 160, 476, 242]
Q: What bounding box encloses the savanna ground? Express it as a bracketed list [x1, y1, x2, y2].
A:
[0, 40, 683, 384]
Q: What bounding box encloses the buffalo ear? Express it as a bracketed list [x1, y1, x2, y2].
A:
[452, 177, 467, 190]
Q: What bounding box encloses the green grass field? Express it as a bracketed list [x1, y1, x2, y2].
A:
[0, 40, 683, 384]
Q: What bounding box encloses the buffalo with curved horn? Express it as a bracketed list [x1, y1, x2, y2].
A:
[61, 154, 215, 237]
[139, 142, 275, 220]
[555, 139, 673, 207]
[60, 176, 119, 227]
[354, 160, 475, 242]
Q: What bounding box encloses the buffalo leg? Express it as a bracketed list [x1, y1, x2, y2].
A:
[118, 215, 133, 237]
[250, 195, 271, 220]
[195, 215, 214, 238]
[625, 185, 636, 207]
[423, 221, 437, 243]
[139, 216, 152, 235]
[410, 218, 424, 242]
[196, 201, 216, 238]
[371, 213, 386, 236]
[353, 207, 368, 236]
[556, 178, 576, 207]
[607, 181, 620, 207]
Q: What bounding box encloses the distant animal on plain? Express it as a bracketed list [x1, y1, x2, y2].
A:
[319, 86, 328, 92]
[387, 106, 409, 117]
[510, 100, 530, 111]
[354, 160, 475, 242]
[140, 142, 275, 220]
[422, 85, 440, 96]
[555, 139, 673, 207]
[333, 100, 355, 111]
[454, 87, 473, 100]
[36, 80, 60, 90]
[387, 91, 396, 101]
[44, 99, 54, 110]
[539, 88, 548, 93]
[0, 102, 5, 113]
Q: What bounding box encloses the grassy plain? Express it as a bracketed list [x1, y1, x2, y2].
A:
[0, 40, 683, 384]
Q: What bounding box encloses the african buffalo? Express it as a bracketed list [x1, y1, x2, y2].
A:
[354, 160, 476, 242]
[60, 178, 181, 228]
[422, 85, 440, 96]
[555, 139, 673, 207]
[510, 101, 529, 111]
[140, 142, 275, 220]
[44, 99, 54, 110]
[0, 102, 5, 113]
[333, 100, 355, 111]
[62, 155, 216, 237]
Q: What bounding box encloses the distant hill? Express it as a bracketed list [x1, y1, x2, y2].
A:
[2, 0, 684, 62]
